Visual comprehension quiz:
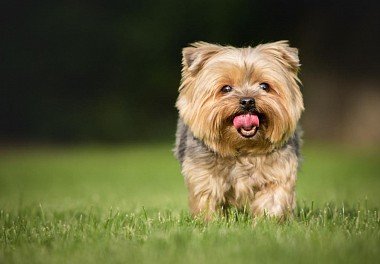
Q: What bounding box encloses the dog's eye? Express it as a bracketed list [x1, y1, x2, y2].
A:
[259, 83, 270, 91]
[221, 85, 233, 93]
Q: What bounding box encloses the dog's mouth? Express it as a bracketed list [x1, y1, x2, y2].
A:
[232, 112, 264, 138]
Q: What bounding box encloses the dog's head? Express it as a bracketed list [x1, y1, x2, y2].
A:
[176, 41, 304, 156]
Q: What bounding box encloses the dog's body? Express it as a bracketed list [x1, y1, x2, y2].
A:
[174, 41, 304, 219]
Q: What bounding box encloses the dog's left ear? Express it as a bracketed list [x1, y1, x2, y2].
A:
[257, 41, 300, 73]
[182, 42, 222, 75]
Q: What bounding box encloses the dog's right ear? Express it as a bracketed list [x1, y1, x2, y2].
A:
[182, 42, 222, 75]
[256, 40, 300, 74]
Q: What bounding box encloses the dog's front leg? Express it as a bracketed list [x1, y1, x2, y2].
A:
[187, 188, 218, 220]
[185, 173, 227, 221]
[250, 181, 296, 219]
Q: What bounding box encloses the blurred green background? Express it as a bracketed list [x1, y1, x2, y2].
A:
[1, 0, 380, 208]
[1, 143, 379, 211]
[2, 0, 380, 145]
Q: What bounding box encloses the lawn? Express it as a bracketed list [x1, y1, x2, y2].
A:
[0, 143, 379, 263]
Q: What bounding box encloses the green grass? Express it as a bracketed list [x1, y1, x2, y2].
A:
[0, 143, 379, 263]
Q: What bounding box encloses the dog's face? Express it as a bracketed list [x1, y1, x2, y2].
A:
[176, 41, 304, 156]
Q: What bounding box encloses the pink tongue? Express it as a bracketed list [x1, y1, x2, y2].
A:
[233, 114, 259, 130]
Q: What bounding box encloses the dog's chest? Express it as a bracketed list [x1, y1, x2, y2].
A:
[220, 155, 269, 190]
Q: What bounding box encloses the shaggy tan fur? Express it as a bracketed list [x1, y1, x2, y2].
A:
[175, 41, 304, 219]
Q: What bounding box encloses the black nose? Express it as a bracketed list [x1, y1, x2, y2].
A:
[240, 97, 255, 110]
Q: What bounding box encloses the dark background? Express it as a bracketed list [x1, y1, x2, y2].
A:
[2, 0, 380, 145]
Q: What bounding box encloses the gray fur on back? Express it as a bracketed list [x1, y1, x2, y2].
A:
[174, 118, 188, 164]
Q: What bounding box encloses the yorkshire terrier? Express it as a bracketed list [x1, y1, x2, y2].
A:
[174, 41, 304, 219]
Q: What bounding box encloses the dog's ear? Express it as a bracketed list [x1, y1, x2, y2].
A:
[257, 41, 300, 73]
[182, 42, 222, 75]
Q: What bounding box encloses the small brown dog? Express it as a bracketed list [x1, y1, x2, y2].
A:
[174, 41, 304, 220]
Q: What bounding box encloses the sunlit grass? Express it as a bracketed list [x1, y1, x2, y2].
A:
[0, 143, 379, 263]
